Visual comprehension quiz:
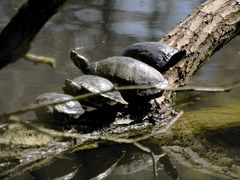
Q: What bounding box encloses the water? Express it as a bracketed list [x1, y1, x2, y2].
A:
[0, 0, 239, 179]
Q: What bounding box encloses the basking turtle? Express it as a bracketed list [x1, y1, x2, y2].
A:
[70, 51, 169, 102]
[122, 42, 186, 72]
[63, 75, 128, 107]
[34, 92, 84, 123]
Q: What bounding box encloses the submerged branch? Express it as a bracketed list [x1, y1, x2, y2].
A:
[133, 142, 164, 176]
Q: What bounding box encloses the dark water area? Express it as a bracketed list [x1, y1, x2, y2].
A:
[0, 0, 240, 179]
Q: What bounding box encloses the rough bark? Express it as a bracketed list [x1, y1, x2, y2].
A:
[161, 0, 240, 87]
[154, 1, 240, 177]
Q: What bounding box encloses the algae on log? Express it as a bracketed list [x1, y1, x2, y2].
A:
[153, 101, 240, 179]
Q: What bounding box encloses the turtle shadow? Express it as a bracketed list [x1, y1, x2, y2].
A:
[35, 99, 173, 134]
[116, 100, 167, 125]
[126, 102, 154, 123]
[71, 106, 120, 133]
[69, 102, 157, 133]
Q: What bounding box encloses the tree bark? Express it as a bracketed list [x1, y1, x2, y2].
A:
[154, 1, 240, 177]
[161, 0, 240, 87]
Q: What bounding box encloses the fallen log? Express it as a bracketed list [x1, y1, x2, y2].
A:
[156, 0, 240, 178]
[161, 0, 240, 87]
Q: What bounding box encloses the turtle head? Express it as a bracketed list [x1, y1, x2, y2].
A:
[63, 79, 82, 95]
[70, 50, 89, 73]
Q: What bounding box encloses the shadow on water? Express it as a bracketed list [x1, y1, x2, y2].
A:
[1, 0, 240, 179]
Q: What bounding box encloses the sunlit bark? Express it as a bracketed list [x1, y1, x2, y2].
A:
[161, 0, 240, 87]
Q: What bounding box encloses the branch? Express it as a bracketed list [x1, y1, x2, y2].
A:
[0, 0, 66, 69]
[1, 80, 235, 119]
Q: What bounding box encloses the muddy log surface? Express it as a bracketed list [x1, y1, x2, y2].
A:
[0, 0, 240, 178]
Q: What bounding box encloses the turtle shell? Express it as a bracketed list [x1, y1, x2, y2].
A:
[34, 92, 84, 122]
[86, 57, 169, 101]
[63, 75, 128, 107]
[122, 42, 186, 72]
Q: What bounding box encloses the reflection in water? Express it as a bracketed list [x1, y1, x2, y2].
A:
[24, 144, 177, 180]
[30, 146, 125, 180]
[0, 0, 240, 179]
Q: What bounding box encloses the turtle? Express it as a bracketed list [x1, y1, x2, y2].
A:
[122, 42, 186, 72]
[70, 51, 169, 102]
[34, 92, 84, 123]
[63, 75, 128, 107]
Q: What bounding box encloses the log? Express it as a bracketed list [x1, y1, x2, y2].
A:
[161, 0, 240, 87]
[153, 1, 240, 177]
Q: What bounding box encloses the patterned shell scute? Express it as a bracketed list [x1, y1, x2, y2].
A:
[123, 42, 186, 72]
[64, 75, 128, 106]
[74, 75, 114, 93]
[88, 56, 168, 86]
[35, 92, 84, 121]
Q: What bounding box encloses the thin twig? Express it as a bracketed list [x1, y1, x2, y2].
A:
[2, 109, 183, 144]
[12, 111, 184, 144]
[130, 111, 184, 142]
[24, 53, 57, 68]
[0, 91, 102, 119]
[133, 142, 159, 176]
[0, 78, 237, 119]
[8, 116, 93, 140]
[83, 110, 177, 141]
[75, 46, 84, 50]
[151, 152, 158, 176]
[8, 109, 183, 145]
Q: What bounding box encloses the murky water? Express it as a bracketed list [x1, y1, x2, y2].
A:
[0, 0, 240, 179]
